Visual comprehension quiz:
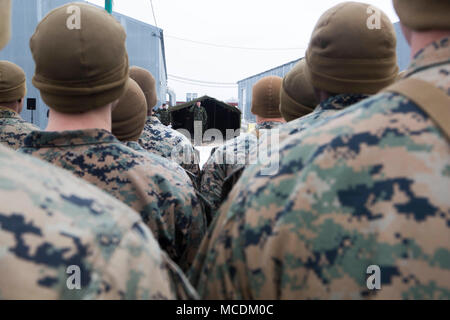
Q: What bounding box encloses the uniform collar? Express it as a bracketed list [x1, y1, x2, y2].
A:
[0, 106, 20, 119]
[316, 94, 369, 112]
[125, 140, 145, 152]
[256, 121, 284, 131]
[23, 128, 118, 148]
[148, 116, 162, 126]
[405, 36, 450, 78]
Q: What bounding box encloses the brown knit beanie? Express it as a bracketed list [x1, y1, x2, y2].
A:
[112, 78, 147, 142]
[0, 61, 27, 103]
[305, 2, 398, 94]
[394, 0, 450, 31]
[251, 76, 283, 119]
[0, 0, 11, 50]
[129, 66, 157, 111]
[30, 2, 129, 114]
[280, 60, 318, 122]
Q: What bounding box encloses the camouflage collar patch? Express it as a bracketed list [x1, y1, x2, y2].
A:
[148, 116, 162, 126]
[316, 94, 370, 112]
[407, 36, 450, 78]
[125, 140, 146, 153]
[0, 106, 20, 119]
[23, 129, 118, 148]
[256, 121, 284, 131]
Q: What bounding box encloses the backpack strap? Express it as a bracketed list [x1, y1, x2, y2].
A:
[382, 78, 450, 141]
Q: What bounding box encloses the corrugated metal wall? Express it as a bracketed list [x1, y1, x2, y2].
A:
[394, 22, 410, 71]
[0, 0, 167, 129]
[238, 22, 411, 122]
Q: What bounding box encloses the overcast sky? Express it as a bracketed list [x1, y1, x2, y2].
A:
[88, 0, 400, 102]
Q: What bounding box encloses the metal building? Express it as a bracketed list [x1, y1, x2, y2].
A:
[238, 22, 411, 122]
[0, 0, 167, 129]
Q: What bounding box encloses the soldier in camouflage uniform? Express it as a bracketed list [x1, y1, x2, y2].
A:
[258, 15, 397, 158]
[158, 103, 172, 126]
[190, 101, 208, 131]
[200, 76, 285, 221]
[131, 67, 201, 182]
[0, 0, 196, 300]
[0, 61, 39, 150]
[111, 78, 200, 202]
[0, 144, 198, 300]
[190, 101, 208, 146]
[20, 3, 205, 271]
[190, 1, 450, 300]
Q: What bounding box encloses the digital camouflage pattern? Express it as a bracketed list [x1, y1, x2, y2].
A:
[0, 144, 198, 300]
[0, 106, 39, 150]
[201, 133, 257, 221]
[201, 121, 284, 221]
[20, 129, 206, 271]
[190, 37, 450, 300]
[256, 121, 284, 131]
[139, 116, 201, 179]
[259, 94, 370, 158]
[125, 140, 192, 180]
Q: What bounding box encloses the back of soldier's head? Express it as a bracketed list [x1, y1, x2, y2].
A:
[30, 2, 129, 114]
[251, 76, 283, 121]
[280, 59, 319, 122]
[112, 78, 148, 142]
[393, 0, 450, 32]
[129, 66, 157, 113]
[305, 1, 399, 97]
[0, 61, 27, 109]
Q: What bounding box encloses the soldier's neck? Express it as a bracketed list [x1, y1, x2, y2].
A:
[409, 30, 450, 59]
[0, 102, 20, 113]
[256, 116, 285, 124]
[46, 104, 113, 132]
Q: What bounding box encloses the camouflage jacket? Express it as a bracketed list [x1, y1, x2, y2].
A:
[200, 122, 283, 221]
[259, 94, 370, 158]
[189, 105, 208, 123]
[139, 116, 201, 178]
[190, 37, 450, 299]
[126, 140, 191, 179]
[20, 129, 206, 271]
[0, 144, 197, 299]
[0, 107, 39, 150]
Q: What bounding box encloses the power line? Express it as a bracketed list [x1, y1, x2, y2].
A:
[168, 79, 237, 88]
[168, 77, 238, 88]
[150, 0, 158, 28]
[165, 35, 306, 51]
[169, 74, 237, 86]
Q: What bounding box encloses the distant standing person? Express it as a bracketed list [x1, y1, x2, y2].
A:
[159, 103, 172, 126]
[190, 101, 207, 144]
